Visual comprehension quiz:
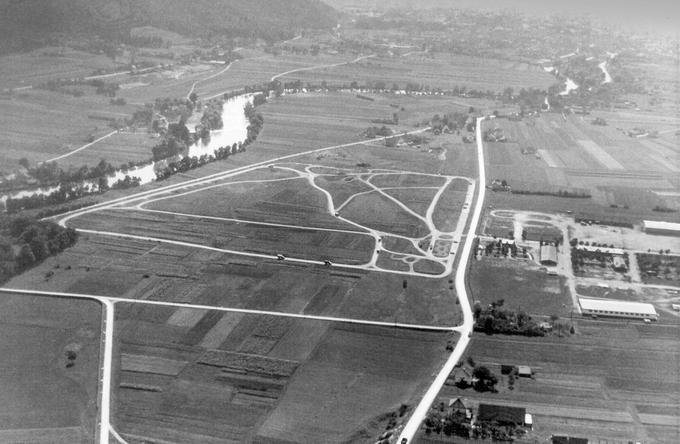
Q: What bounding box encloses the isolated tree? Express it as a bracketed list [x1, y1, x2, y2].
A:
[189, 92, 198, 103]
[472, 365, 498, 392]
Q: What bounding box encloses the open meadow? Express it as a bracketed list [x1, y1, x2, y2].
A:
[0, 292, 101, 444]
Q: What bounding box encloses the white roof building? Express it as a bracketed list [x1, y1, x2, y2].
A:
[642, 220, 680, 236]
[579, 297, 658, 320]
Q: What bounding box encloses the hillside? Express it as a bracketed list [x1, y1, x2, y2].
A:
[0, 0, 338, 53]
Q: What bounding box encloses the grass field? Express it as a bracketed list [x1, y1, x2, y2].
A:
[417, 319, 680, 443]
[0, 292, 101, 444]
[276, 53, 555, 92]
[469, 258, 572, 317]
[0, 47, 116, 90]
[0, 89, 137, 170]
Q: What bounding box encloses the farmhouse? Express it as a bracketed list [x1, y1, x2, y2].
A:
[540, 244, 558, 266]
[579, 297, 658, 321]
[477, 403, 526, 426]
[642, 220, 680, 237]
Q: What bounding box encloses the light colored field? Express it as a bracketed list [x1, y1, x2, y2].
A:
[166, 307, 208, 328]
[199, 312, 245, 349]
[120, 353, 188, 376]
[577, 139, 625, 170]
[538, 148, 560, 167]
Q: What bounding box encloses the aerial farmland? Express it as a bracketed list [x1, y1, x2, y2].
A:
[1, 1, 679, 444]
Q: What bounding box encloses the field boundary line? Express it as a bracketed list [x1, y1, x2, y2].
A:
[270, 54, 376, 81]
[43, 131, 118, 164]
[0, 287, 458, 332]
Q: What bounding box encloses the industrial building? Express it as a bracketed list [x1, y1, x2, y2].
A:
[579, 297, 658, 321]
[642, 220, 680, 237]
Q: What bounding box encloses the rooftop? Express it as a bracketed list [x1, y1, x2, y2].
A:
[643, 220, 680, 232]
[578, 297, 657, 316]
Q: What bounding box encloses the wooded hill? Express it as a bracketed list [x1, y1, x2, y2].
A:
[0, 0, 338, 53]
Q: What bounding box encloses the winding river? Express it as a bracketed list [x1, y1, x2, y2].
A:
[1, 93, 255, 209]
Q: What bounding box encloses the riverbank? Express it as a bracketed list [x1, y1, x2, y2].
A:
[1, 93, 258, 212]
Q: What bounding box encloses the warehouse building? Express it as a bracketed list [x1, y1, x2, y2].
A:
[579, 297, 658, 321]
[642, 220, 680, 237]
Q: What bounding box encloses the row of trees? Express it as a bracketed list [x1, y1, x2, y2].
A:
[0, 216, 78, 283]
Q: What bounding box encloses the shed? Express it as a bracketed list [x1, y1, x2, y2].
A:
[477, 403, 526, 425]
[517, 366, 533, 378]
[540, 244, 558, 266]
[612, 256, 627, 271]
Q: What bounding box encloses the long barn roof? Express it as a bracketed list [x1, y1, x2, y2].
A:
[579, 297, 657, 316]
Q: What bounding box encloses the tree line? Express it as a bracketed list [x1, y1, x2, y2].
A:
[0, 216, 78, 284]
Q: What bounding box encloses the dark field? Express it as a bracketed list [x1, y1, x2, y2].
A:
[112, 304, 452, 444]
[0, 292, 101, 444]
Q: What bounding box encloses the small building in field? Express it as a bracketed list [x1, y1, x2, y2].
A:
[517, 365, 533, 378]
[612, 255, 627, 272]
[540, 244, 558, 266]
[579, 297, 658, 321]
[642, 220, 680, 237]
[551, 436, 589, 444]
[477, 403, 526, 426]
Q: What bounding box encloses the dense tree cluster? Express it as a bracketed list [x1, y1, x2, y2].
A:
[473, 299, 545, 336]
[0, 216, 78, 283]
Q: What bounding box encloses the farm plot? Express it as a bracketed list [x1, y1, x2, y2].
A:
[0, 88, 137, 169]
[0, 48, 115, 90]
[0, 292, 101, 444]
[112, 304, 452, 444]
[421, 320, 680, 443]
[7, 232, 462, 326]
